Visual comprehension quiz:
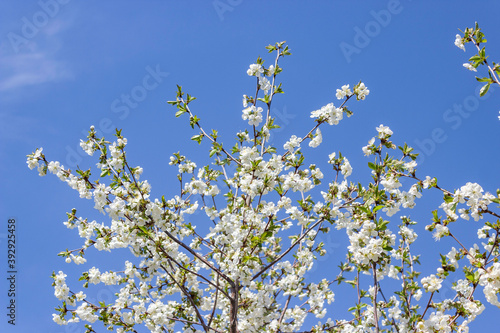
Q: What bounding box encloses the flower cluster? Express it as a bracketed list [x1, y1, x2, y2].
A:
[310, 103, 344, 125]
[246, 62, 274, 94]
[242, 105, 263, 126]
[353, 81, 370, 100]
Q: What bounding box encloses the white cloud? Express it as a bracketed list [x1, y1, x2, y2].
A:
[0, 16, 74, 93]
[0, 51, 72, 91]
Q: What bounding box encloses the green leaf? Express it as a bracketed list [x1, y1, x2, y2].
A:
[432, 210, 440, 222]
[480, 46, 486, 58]
[469, 55, 481, 62]
[476, 76, 490, 82]
[359, 206, 370, 214]
[443, 195, 453, 203]
[480, 83, 491, 97]
[137, 226, 150, 237]
[211, 129, 219, 139]
[189, 115, 200, 129]
[100, 169, 110, 178]
[265, 44, 276, 53]
[191, 134, 203, 144]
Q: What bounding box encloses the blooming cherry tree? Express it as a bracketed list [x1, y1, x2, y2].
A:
[27, 34, 500, 333]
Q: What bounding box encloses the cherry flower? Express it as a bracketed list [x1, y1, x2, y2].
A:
[455, 33, 466, 51]
[335, 84, 352, 100]
[463, 63, 477, 72]
[246, 63, 263, 77]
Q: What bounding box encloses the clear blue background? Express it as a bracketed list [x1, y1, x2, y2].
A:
[2, 1, 500, 332]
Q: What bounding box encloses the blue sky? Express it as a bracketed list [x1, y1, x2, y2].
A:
[2, 1, 500, 332]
